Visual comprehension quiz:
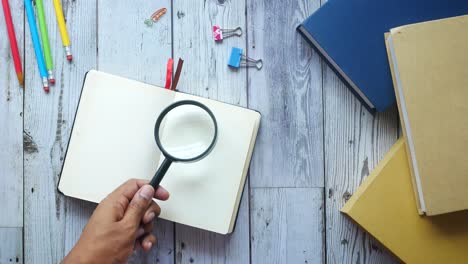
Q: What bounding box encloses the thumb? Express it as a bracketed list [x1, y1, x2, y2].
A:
[123, 185, 155, 227]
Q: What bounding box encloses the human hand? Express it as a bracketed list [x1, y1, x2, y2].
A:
[62, 179, 170, 264]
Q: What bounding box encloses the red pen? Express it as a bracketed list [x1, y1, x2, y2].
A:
[165, 58, 174, 89]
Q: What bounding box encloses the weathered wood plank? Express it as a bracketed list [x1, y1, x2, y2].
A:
[0, 0, 23, 228]
[0, 228, 22, 263]
[24, 0, 97, 262]
[251, 188, 324, 263]
[175, 187, 250, 264]
[173, 0, 247, 104]
[97, 0, 172, 84]
[323, 64, 399, 263]
[97, 1, 174, 263]
[247, 0, 323, 188]
[172, 0, 250, 263]
[63, 199, 96, 255]
[247, 0, 326, 262]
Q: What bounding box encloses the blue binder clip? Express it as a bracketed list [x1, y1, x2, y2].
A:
[228, 47, 263, 70]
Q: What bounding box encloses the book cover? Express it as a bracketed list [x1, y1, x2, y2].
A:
[297, 0, 468, 112]
[386, 15, 468, 215]
[341, 139, 468, 263]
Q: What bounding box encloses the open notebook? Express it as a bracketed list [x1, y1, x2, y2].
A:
[59, 70, 261, 234]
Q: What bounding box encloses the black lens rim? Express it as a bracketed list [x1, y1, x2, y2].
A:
[154, 100, 218, 162]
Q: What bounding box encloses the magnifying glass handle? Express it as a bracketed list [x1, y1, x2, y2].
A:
[149, 158, 173, 188]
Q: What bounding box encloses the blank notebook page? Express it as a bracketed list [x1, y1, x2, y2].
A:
[59, 71, 174, 202]
[158, 92, 260, 234]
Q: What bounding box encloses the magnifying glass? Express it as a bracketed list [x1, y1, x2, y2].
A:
[149, 100, 218, 188]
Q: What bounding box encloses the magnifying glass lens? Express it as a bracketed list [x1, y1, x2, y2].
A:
[158, 104, 216, 160]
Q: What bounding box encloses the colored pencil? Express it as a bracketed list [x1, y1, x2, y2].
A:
[1, 0, 23, 86]
[35, 0, 55, 84]
[24, 0, 49, 92]
[52, 0, 72, 61]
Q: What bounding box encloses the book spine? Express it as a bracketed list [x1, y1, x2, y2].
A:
[296, 25, 376, 114]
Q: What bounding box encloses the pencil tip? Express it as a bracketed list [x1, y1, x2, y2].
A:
[18, 73, 24, 87]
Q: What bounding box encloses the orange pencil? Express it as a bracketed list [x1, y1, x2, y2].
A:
[1, 0, 23, 86]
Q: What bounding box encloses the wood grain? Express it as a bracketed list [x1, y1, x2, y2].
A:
[247, 0, 326, 262]
[63, 199, 96, 254]
[0, 0, 23, 228]
[97, 0, 171, 85]
[251, 188, 324, 263]
[323, 64, 399, 264]
[98, 1, 174, 263]
[0, 228, 22, 264]
[247, 0, 323, 188]
[172, 0, 247, 103]
[24, 0, 97, 262]
[175, 189, 250, 264]
[172, 0, 250, 263]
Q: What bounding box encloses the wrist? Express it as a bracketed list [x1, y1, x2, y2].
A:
[62, 242, 94, 264]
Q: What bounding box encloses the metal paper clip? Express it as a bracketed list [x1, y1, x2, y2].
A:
[228, 47, 263, 70]
[144, 8, 167, 27]
[213, 26, 242, 41]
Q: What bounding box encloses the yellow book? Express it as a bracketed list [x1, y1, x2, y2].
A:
[341, 139, 468, 263]
[386, 15, 468, 215]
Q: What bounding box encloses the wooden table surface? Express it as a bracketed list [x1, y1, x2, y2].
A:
[0, 0, 401, 263]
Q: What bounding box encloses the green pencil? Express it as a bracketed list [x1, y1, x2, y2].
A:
[35, 0, 55, 84]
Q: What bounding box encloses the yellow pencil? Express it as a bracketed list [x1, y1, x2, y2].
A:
[52, 0, 72, 61]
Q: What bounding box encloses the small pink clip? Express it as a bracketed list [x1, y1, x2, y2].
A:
[213, 26, 223, 41]
[212, 26, 242, 41]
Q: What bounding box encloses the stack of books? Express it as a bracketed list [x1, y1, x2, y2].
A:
[299, 0, 468, 262]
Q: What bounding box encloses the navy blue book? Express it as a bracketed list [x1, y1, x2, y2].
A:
[297, 0, 468, 112]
